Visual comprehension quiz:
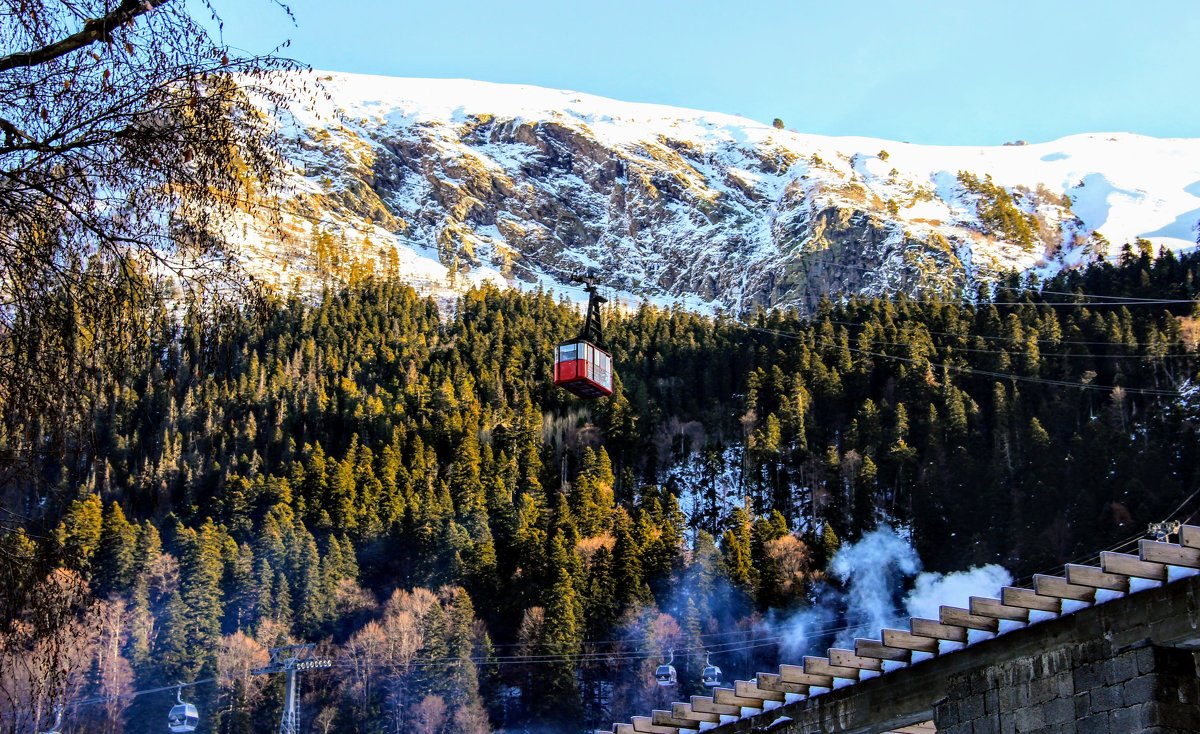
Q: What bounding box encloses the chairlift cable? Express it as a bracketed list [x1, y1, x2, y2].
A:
[798, 314, 1196, 350]
[744, 324, 1182, 396]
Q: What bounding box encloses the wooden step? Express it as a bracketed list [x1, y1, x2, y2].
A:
[854, 638, 911, 663]
[689, 696, 739, 716]
[1101, 551, 1167, 581]
[911, 617, 968, 643]
[828, 647, 884, 671]
[778, 664, 834, 687]
[631, 715, 688, 734]
[1033, 574, 1095, 603]
[803, 655, 861, 680]
[970, 596, 1029, 622]
[939, 605, 1000, 632]
[1140, 539, 1200, 569]
[652, 710, 703, 729]
[1001, 586, 1061, 613]
[712, 686, 765, 709]
[734, 679, 786, 702]
[1065, 563, 1129, 592]
[882, 628, 939, 653]
[757, 672, 809, 695]
[670, 703, 720, 725]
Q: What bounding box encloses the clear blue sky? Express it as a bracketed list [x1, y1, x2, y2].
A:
[207, 0, 1200, 145]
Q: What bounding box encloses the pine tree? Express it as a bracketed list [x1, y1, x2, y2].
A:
[751, 511, 788, 609]
[853, 455, 879, 537]
[450, 433, 486, 522]
[682, 598, 706, 695]
[55, 493, 103, 575]
[612, 507, 648, 611]
[444, 587, 483, 710]
[582, 545, 618, 638]
[532, 565, 582, 727]
[96, 501, 138, 596]
[295, 530, 327, 636]
[177, 520, 226, 675]
[720, 506, 754, 589]
[124, 521, 163, 666]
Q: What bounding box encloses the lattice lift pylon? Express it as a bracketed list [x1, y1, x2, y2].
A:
[252, 643, 332, 734]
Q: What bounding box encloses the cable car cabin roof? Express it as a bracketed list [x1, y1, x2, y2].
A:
[554, 339, 613, 399]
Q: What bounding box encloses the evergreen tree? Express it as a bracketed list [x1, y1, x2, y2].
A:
[176, 520, 226, 675]
[55, 493, 103, 575]
[720, 507, 754, 589]
[96, 501, 138, 596]
[531, 566, 582, 727]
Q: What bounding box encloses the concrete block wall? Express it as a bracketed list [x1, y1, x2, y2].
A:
[934, 640, 1200, 734]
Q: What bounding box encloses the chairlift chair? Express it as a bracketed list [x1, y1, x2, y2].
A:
[167, 687, 199, 733]
[654, 663, 678, 687]
[39, 705, 64, 734]
[701, 651, 722, 687]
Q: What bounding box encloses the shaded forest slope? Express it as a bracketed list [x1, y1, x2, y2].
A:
[3, 246, 1200, 732]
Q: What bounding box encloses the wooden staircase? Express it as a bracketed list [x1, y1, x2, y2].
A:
[596, 525, 1200, 734]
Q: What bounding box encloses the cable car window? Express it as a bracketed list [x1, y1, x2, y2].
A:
[597, 352, 611, 388]
[559, 343, 577, 361]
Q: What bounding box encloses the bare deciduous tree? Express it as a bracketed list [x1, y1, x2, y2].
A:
[411, 694, 447, 734]
[89, 598, 133, 734]
[0, 0, 299, 496]
[216, 631, 270, 724]
[0, 568, 99, 734]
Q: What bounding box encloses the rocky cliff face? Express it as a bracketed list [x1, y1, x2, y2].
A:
[234, 72, 1200, 312]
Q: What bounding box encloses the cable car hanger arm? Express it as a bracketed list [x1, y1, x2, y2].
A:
[572, 272, 608, 346]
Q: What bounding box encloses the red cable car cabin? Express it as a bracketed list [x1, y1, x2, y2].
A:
[554, 278, 614, 399]
[554, 340, 613, 398]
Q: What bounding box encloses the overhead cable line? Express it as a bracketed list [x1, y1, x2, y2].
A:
[16, 677, 221, 717]
[799, 314, 1193, 350]
[42, 610, 909, 713]
[1012, 488, 1200, 588]
[487, 624, 775, 649]
[819, 332, 1193, 361]
[330, 609, 913, 670]
[743, 324, 1181, 396]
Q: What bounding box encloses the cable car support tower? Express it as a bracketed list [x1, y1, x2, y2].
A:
[252, 644, 331, 734]
[577, 274, 607, 346]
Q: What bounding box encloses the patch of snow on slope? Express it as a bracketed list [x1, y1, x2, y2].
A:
[244, 72, 1200, 307]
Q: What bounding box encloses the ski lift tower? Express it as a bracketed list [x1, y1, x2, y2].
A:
[252, 643, 332, 734]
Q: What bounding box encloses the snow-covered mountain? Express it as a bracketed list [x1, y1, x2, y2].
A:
[234, 71, 1200, 312]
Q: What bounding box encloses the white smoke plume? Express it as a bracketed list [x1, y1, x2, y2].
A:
[904, 564, 1012, 621]
[774, 600, 837, 662]
[829, 526, 921, 648]
[771, 526, 1016, 659]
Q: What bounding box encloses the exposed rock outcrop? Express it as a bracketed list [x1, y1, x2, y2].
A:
[238, 73, 1200, 312]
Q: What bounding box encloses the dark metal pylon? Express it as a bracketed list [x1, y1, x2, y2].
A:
[251, 644, 332, 734]
[573, 273, 608, 346]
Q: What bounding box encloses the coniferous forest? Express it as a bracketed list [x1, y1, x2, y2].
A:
[3, 245, 1200, 733]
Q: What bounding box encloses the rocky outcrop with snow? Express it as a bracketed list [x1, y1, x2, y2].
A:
[237, 71, 1200, 313]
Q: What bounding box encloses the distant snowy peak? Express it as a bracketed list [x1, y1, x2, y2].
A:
[235, 71, 1200, 313]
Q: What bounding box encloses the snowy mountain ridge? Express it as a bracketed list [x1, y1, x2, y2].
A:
[233, 71, 1200, 312]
